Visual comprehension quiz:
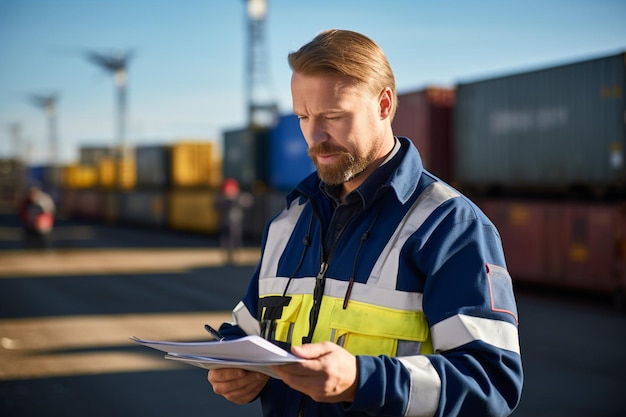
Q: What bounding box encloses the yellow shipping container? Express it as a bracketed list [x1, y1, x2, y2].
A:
[171, 141, 221, 188]
[63, 164, 98, 189]
[98, 158, 116, 188]
[98, 157, 136, 189]
[168, 189, 219, 234]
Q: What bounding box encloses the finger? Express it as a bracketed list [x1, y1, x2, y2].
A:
[272, 360, 323, 378]
[291, 341, 335, 359]
[207, 367, 247, 383]
[209, 371, 268, 404]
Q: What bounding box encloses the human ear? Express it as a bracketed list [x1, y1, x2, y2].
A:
[378, 87, 393, 120]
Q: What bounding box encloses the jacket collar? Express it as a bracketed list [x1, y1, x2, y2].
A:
[287, 136, 423, 206]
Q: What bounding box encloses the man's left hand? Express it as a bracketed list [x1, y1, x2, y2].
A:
[272, 341, 358, 403]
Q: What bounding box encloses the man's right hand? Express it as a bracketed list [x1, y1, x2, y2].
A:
[207, 368, 269, 404]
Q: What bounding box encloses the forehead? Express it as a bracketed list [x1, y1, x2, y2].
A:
[291, 72, 366, 113]
[291, 72, 365, 96]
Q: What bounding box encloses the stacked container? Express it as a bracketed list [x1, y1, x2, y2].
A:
[454, 51, 626, 197]
[392, 87, 455, 182]
[168, 141, 221, 234]
[133, 141, 221, 233]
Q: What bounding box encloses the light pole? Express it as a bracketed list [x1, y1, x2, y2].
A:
[244, 0, 277, 130]
[29, 94, 59, 167]
[85, 50, 133, 187]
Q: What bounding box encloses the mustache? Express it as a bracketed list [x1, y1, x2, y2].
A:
[308, 142, 350, 157]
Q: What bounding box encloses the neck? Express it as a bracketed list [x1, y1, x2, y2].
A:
[339, 134, 397, 198]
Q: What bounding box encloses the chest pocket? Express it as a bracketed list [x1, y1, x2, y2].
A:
[327, 298, 432, 356]
[260, 294, 310, 345]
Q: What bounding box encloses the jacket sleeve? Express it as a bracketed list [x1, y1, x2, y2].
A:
[348, 201, 523, 417]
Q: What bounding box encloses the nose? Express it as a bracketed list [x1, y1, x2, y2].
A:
[300, 117, 328, 147]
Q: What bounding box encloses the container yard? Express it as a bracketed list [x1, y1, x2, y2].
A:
[2, 51, 626, 309]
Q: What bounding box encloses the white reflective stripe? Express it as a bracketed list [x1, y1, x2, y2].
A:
[370, 182, 459, 289]
[259, 276, 315, 295]
[259, 276, 423, 311]
[397, 356, 441, 417]
[431, 314, 520, 354]
[259, 199, 307, 279]
[232, 301, 261, 336]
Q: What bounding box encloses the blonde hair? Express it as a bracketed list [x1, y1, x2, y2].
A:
[288, 29, 397, 120]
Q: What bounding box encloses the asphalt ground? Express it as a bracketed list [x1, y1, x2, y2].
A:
[0, 213, 625, 416]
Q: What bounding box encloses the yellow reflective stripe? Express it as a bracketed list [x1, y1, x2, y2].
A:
[397, 356, 441, 417]
[431, 314, 520, 354]
[259, 276, 423, 311]
[370, 182, 459, 289]
[328, 298, 428, 341]
[259, 199, 307, 279]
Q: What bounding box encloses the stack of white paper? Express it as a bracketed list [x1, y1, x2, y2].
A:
[131, 335, 302, 379]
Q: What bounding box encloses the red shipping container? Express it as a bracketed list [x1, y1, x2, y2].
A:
[392, 87, 454, 182]
[479, 199, 562, 285]
[561, 202, 625, 294]
[480, 198, 626, 301]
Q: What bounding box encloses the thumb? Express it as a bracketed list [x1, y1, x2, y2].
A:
[291, 342, 332, 359]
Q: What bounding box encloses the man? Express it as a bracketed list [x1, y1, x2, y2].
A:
[19, 185, 56, 249]
[208, 29, 523, 417]
[216, 178, 253, 263]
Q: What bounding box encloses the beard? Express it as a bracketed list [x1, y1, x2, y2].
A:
[308, 142, 375, 185]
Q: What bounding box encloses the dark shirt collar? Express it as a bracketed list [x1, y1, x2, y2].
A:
[321, 137, 402, 208]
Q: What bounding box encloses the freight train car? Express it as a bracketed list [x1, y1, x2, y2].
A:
[454, 51, 626, 197]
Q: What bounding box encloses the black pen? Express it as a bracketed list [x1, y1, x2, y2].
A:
[204, 324, 225, 341]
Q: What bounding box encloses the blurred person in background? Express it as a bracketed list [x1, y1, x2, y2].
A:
[207, 29, 523, 417]
[216, 178, 253, 263]
[19, 185, 56, 249]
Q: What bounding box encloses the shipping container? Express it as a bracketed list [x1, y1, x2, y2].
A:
[239, 188, 289, 241]
[102, 190, 118, 223]
[26, 165, 46, 188]
[455, 52, 626, 196]
[61, 189, 104, 220]
[0, 159, 25, 212]
[135, 145, 172, 189]
[62, 164, 98, 189]
[171, 141, 221, 188]
[392, 87, 455, 182]
[480, 198, 626, 303]
[97, 157, 136, 189]
[168, 189, 220, 234]
[480, 199, 565, 286]
[222, 127, 269, 189]
[135, 142, 221, 190]
[78, 145, 117, 165]
[268, 114, 315, 190]
[117, 190, 167, 228]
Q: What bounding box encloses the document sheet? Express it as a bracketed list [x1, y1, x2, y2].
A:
[131, 335, 302, 379]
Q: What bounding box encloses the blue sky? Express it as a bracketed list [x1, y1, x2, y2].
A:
[1, 0, 625, 164]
